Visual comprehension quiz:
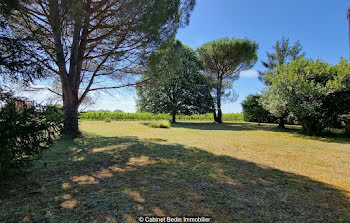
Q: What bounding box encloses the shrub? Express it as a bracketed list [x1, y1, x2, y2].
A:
[262, 57, 350, 135]
[148, 120, 171, 128]
[0, 97, 63, 178]
[241, 94, 274, 124]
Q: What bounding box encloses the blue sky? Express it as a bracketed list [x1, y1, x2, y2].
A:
[175, 0, 350, 113]
[27, 0, 350, 113]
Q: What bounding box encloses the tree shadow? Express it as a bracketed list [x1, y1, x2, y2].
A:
[1, 135, 350, 222]
[171, 121, 298, 131]
[171, 122, 350, 144]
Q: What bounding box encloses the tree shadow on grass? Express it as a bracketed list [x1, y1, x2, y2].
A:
[1, 135, 350, 222]
[172, 122, 299, 132]
[171, 122, 350, 144]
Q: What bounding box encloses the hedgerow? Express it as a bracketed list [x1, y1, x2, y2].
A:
[79, 112, 244, 122]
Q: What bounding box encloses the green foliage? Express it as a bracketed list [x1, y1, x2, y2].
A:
[148, 120, 171, 128]
[262, 57, 350, 135]
[198, 38, 258, 122]
[0, 0, 44, 85]
[198, 38, 259, 78]
[258, 37, 304, 83]
[42, 104, 64, 124]
[0, 0, 21, 17]
[258, 37, 304, 128]
[0, 97, 63, 178]
[241, 94, 273, 123]
[260, 88, 289, 119]
[137, 40, 214, 122]
[79, 111, 244, 122]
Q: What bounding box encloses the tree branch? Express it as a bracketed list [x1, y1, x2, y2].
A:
[88, 78, 151, 92]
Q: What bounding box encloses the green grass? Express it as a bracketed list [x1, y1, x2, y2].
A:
[79, 111, 244, 122]
[1, 121, 350, 222]
[148, 120, 171, 128]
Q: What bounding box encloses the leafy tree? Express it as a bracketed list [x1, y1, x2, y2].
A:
[262, 57, 350, 135]
[324, 59, 350, 134]
[241, 94, 272, 125]
[260, 88, 289, 128]
[198, 38, 258, 123]
[9, 0, 196, 137]
[137, 40, 214, 123]
[258, 37, 303, 128]
[258, 37, 303, 83]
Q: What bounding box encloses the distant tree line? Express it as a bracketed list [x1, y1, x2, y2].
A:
[79, 111, 244, 122]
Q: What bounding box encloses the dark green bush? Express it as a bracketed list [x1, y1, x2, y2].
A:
[241, 94, 275, 123]
[0, 97, 63, 178]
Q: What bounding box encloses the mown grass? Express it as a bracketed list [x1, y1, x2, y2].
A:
[1, 121, 350, 222]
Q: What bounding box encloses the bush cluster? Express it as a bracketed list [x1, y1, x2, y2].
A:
[258, 57, 350, 135]
[0, 96, 63, 178]
[148, 120, 171, 128]
[241, 95, 275, 123]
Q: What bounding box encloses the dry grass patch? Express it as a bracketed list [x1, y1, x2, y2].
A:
[0, 121, 350, 222]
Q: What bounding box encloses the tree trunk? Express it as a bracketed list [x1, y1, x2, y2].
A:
[278, 117, 285, 129]
[172, 113, 176, 123]
[62, 84, 80, 137]
[217, 108, 222, 123]
[216, 87, 222, 123]
[213, 110, 217, 123]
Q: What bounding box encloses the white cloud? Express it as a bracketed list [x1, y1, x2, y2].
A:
[240, 69, 259, 78]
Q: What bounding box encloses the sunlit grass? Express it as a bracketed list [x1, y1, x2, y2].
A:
[1, 121, 350, 222]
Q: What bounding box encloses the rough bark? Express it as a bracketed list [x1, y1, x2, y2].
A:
[62, 82, 80, 137]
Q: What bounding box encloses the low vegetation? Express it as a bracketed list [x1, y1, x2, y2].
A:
[80, 112, 244, 122]
[1, 121, 350, 222]
[148, 120, 171, 128]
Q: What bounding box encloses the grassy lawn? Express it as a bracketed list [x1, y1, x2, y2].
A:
[1, 121, 350, 222]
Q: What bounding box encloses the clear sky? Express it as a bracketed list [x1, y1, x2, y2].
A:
[26, 0, 350, 113]
[172, 0, 350, 113]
